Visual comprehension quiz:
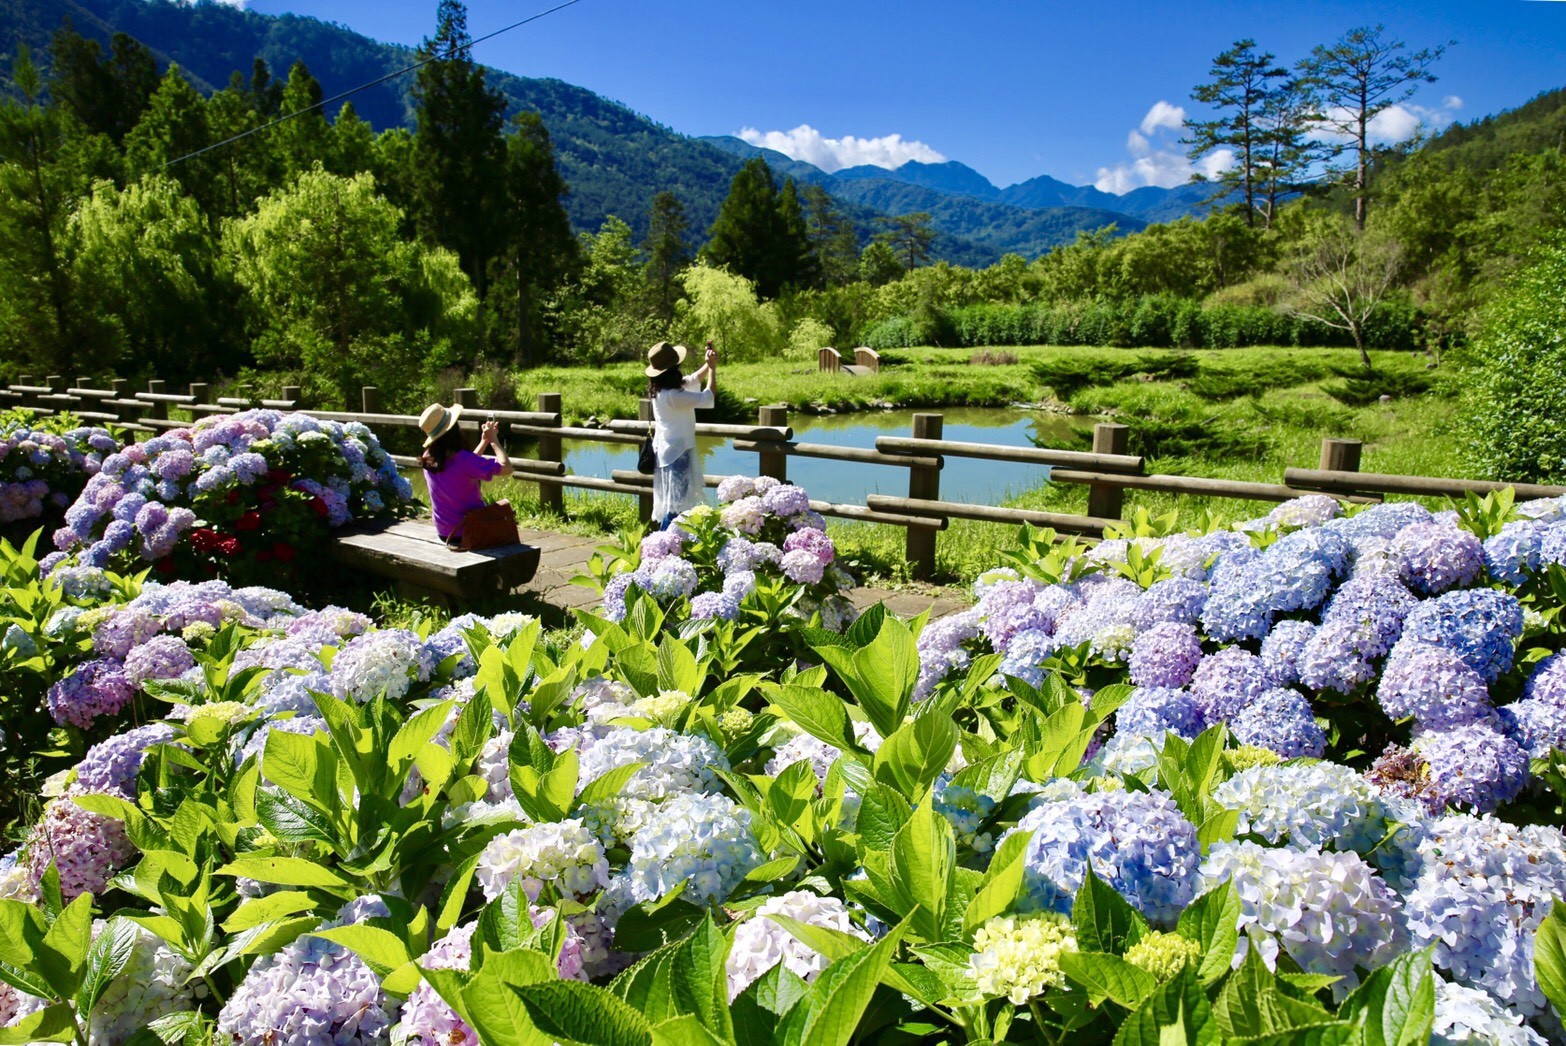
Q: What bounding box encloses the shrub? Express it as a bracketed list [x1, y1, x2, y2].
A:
[1464, 240, 1566, 481]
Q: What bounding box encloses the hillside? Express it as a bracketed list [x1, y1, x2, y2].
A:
[2, 0, 1168, 260]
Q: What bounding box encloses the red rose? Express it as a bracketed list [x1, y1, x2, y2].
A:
[217, 537, 242, 557]
[267, 468, 291, 483]
[154, 557, 177, 575]
[236, 511, 262, 532]
[310, 497, 329, 520]
[189, 528, 222, 553]
[273, 542, 297, 563]
[226, 489, 241, 505]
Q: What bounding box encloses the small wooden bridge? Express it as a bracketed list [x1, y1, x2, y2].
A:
[817, 346, 880, 376]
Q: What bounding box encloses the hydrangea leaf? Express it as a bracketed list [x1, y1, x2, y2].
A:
[1175, 882, 1241, 987]
[0, 1002, 77, 1045]
[1335, 946, 1435, 1046]
[1072, 865, 1148, 956]
[1535, 900, 1566, 1023]
[776, 918, 908, 1046]
[510, 979, 654, 1046]
[1059, 950, 1158, 1010]
[889, 798, 955, 942]
[670, 913, 733, 1042]
[873, 712, 957, 798]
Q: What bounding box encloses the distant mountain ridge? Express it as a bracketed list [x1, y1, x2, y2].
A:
[2, 0, 1211, 261]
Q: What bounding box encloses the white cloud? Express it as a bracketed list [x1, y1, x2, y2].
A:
[1095, 99, 1232, 194]
[1443, 95, 1464, 111]
[735, 124, 945, 173]
[1312, 98, 1465, 145]
[1139, 101, 1186, 136]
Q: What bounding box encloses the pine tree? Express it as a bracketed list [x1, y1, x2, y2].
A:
[486, 111, 576, 364]
[801, 182, 858, 286]
[1185, 39, 1287, 224]
[47, 26, 158, 144]
[274, 61, 331, 179]
[873, 212, 936, 271]
[412, 0, 508, 298]
[643, 190, 690, 326]
[329, 102, 377, 176]
[705, 157, 783, 295]
[124, 65, 220, 219]
[776, 177, 821, 290]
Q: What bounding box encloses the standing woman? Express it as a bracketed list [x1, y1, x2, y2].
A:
[646, 340, 717, 529]
[419, 403, 513, 547]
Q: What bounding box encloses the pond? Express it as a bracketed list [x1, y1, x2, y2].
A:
[548, 407, 1098, 508]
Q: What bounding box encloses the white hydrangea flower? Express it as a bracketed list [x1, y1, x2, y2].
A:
[1432, 978, 1547, 1045]
[726, 891, 869, 1000]
[969, 913, 1078, 1004]
[87, 922, 202, 1044]
[475, 819, 610, 903]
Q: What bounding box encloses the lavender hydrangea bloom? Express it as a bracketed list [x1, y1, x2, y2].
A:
[1199, 840, 1405, 989]
[1298, 574, 1419, 694]
[1231, 686, 1325, 758]
[1188, 647, 1270, 723]
[1115, 686, 1206, 741]
[998, 628, 1057, 688]
[47, 660, 135, 729]
[25, 790, 136, 900]
[762, 484, 811, 518]
[1403, 815, 1566, 1016]
[781, 548, 826, 585]
[1129, 577, 1208, 630]
[330, 629, 434, 702]
[1212, 763, 1405, 857]
[123, 635, 196, 688]
[1267, 494, 1342, 529]
[1498, 699, 1566, 759]
[1258, 619, 1316, 687]
[634, 557, 701, 601]
[1377, 641, 1492, 727]
[690, 591, 741, 620]
[1483, 519, 1549, 585]
[75, 724, 176, 796]
[576, 726, 729, 800]
[716, 475, 756, 503]
[1431, 978, 1548, 1045]
[1523, 652, 1566, 707]
[1392, 523, 1485, 596]
[1401, 589, 1524, 682]
[1411, 720, 1530, 813]
[626, 793, 763, 905]
[640, 529, 687, 562]
[1128, 622, 1203, 688]
[217, 896, 394, 1045]
[1014, 788, 1200, 924]
[726, 892, 868, 1000]
[915, 608, 981, 700]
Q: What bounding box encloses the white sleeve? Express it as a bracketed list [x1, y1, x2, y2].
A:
[663, 388, 714, 410]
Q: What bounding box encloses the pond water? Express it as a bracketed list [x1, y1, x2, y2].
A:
[545, 407, 1098, 508]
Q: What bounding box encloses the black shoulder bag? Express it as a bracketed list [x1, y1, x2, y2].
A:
[637, 435, 656, 474]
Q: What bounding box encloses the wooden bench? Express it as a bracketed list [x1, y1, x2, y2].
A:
[327, 518, 540, 608]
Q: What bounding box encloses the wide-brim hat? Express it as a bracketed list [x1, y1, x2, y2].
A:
[419, 402, 464, 448]
[645, 341, 688, 377]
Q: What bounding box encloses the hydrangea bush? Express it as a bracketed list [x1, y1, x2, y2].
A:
[0, 411, 120, 527]
[3, 485, 1566, 1043]
[47, 409, 412, 586]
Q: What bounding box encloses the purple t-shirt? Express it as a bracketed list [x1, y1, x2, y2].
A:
[425, 449, 503, 539]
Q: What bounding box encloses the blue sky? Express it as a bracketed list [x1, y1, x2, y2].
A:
[247, 0, 1566, 192]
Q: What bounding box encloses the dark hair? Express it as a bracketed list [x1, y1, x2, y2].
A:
[647, 365, 684, 398]
[419, 425, 467, 473]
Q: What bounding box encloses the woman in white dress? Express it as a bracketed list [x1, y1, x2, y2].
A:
[645, 340, 717, 529]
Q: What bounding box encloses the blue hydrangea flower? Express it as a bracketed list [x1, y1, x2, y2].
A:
[1392, 523, 1485, 596]
[74, 724, 176, 796]
[1401, 589, 1523, 682]
[1128, 622, 1203, 688]
[1377, 641, 1492, 728]
[1483, 519, 1548, 586]
[1411, 721, 1529, 813]
[1129, 577, 1209, 631]
[1258, 619, 1315, 687]
[1013, 788, 1200, 924]
[1231, 687, 1326, 758]
[1115, 686, 1206, 741]
[1189, 647, 1270, 723]
[1497, 699, 1566, 759]
[626, 793, 763, 906]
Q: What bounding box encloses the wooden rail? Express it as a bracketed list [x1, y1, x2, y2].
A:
[5, 375, 1554, 581]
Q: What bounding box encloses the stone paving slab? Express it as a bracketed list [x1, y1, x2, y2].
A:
[511, 527, 971, 622]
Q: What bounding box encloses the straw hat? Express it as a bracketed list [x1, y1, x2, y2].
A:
[645, 341, 688, 377]
[418, 402, 463, 448]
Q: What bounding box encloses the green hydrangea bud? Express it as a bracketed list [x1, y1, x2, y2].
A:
[969, 913, 1078, 1004]
[1224, 744, 1282, 775]
[1124, 931, 1202, 982]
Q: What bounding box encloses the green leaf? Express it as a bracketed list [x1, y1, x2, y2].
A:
[389, 699, 456, 776]
[731, 963, 807, 1046]
[669, 914, 733, 1042]
[963, 830, 1029, 937]
[651, 1014, 731, 1046]
[1059, 950, 1158, 1009]
[217, 857, 354, 892]
[1535, 901, 1566, 1023]
[777, 919, 908, 1046]
[511, 980, 654, 1046]
[38, 892, 93, 1000]
[608, 946, 679, 1023]
[1176, 881, 1241, 986]
[1338, 946, 1435, 1046]
[76, 917, 139, 1019]
[852, 785, 910, 853]
[262, 729, 335, 812]
[1072, 865, 1147, 956]
[311, 925, 414, 978]
[1214, 947, 1330, 1039]
[657, 636, 702, 697]
[889, 796, 955, 942]
[763, 685, 859, 754]
[578, 762, 647, 809]
[1111, 967, 1216, 1046]
[872, 713, 957, 798]
[0, 1003, 77, 1044]
[612, 897, 706, 954]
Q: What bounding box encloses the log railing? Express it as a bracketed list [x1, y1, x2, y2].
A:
[9, 374, 1566, 580]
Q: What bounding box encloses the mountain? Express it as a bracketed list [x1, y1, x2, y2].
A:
[2, 0, 1198, 261]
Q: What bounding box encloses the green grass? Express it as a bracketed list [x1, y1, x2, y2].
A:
[406, 345, 1473, 590]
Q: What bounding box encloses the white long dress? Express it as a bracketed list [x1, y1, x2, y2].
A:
[651, 376, 714, 526]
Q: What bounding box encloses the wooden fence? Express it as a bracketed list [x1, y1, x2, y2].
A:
[11, 373, 1566, 580]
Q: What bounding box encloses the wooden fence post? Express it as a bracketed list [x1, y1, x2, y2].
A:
[45, 375, 64, 393]
[144, 380, 168, 423]
[454, 387, 479, 410]
[18, 375, 33, 387]
[537, 392, 564, 514]
[281, 385, 302, 408]
[361, 387, 381, 414]
[906, 413, 943, 580]
[188, 383, 210, 421]
[637, 398, 654, 525]
[1320, 438, 1362, 474]
[757, 405, 788, 482]
[1087, 423, 1130, 521]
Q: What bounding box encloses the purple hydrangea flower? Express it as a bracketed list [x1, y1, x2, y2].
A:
[1377, 641, 1491, 727]
[1128, 622, 1203, 688]
[1401, 589, 1523, 683]
[75, 724, 176, 796]
[781, 549, 826, 585]
[691, 591, 741, 621]
[47, 660, 135, 728]
[1232, 687, 1326, 759]
[1189, 647, 1270, 722]
[1410, 721, 1530, 813]
[123, 635, 196, 689]
[1259, 619, 1316, 687]
[1116, 686, 1206, 741]
[1392, 523, 1485, 596]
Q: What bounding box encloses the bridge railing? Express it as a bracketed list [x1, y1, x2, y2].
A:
[10, 375, 1566, 580]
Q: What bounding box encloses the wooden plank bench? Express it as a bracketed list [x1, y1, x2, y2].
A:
[326, 518, 541, 608]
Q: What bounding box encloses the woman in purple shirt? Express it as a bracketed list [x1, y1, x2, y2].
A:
[418, 402, 513, 546]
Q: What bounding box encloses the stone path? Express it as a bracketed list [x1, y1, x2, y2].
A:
[516, 527, 971, 621]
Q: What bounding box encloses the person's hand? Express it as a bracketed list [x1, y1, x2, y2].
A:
[704, 345, 717, 368]
[481, 419, 500, 445]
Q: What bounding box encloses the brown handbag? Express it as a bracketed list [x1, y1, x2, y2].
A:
[458, 500, 520, 551]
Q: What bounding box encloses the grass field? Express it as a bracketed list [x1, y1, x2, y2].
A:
[426, 345, 1472, 589]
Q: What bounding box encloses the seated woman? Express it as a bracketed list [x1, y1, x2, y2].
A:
[418, 402, 512, 547]
[646, 340, 717, 529]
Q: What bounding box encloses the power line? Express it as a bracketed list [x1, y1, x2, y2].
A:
[159, 0, 585, 170]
